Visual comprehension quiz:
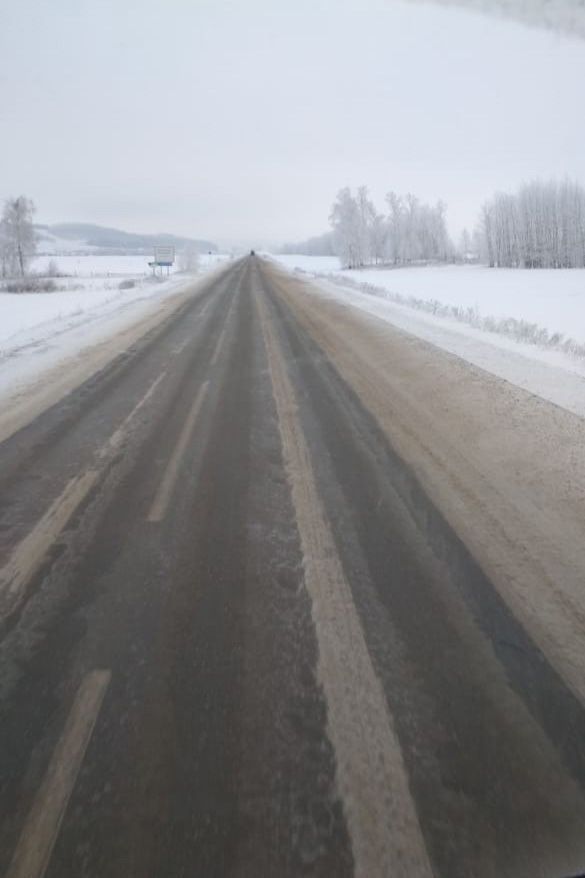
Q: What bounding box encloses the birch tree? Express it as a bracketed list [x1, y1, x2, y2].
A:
[1, 196, 36, 276]
[330, 186, 453, 268]
[329, 188, 361, 268]
[478, 179, 585, 268]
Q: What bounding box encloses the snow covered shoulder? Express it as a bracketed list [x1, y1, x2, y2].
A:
[270, 255, 585, 419]
[0, 252, 230, 442]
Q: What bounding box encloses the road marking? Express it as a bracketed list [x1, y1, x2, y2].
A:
[6, 669, 111, 878]
[171, 339, 191, 356]
[0, 471, 100, 620]
[147, 381, 209, 522]
[256, 290, 433, 878]
[98, 371, 166, 459]
[210, 326, 227, 366]
[0, 372, 166, 621]
[210, 296, 237, 367]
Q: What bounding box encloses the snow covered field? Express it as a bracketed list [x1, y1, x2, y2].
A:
[33, 253, 157, 278]
[0, 252, 231, 408]
[273, 256, 585, 344]
[271, 254, 585, 418]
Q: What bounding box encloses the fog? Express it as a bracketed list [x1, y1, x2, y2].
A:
[1, 0, 584, 247]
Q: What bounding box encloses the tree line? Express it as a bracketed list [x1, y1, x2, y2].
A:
[328, 186, 454, 269]
[480, 179, 585, 268]
[292, 179, 585, 270]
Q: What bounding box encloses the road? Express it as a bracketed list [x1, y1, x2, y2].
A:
[1, 256, 585, 877]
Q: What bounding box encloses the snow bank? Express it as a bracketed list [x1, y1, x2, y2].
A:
[270, 255, 585, 419]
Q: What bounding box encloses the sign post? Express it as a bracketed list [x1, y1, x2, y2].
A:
[148, 245, 175, 277]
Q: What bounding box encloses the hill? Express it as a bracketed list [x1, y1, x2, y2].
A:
[36, 223, 217, 255]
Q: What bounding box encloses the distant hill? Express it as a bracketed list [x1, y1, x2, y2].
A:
[36, 223, 217, 255]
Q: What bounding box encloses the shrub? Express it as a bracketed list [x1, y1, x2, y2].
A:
[3, 278, 57, 293]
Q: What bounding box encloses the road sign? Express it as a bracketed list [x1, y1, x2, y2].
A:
[153, 245, 175, 266]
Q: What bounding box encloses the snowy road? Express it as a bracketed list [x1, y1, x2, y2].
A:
[1, 257, 585, 877]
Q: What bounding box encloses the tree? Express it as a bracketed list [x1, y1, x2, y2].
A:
[370, 213, 387, 265]
[477, 179, 585, 268]
[458, 229, 471, 259]
[0, 196, 36, 277]
[330, 186, 454, 269]
[178, 244, 200, 272]
[355, 186, 377, 266]
[385, 192, 404, 264]
[329, 187, 361, 268]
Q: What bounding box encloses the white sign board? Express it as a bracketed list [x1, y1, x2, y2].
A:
[154, 245, 175, 266]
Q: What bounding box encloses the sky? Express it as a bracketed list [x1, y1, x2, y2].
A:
[1, 0, 585, 248]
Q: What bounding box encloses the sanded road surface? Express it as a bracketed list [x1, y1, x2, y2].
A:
[1, 257, 585, 877]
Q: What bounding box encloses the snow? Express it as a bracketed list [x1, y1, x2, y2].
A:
[0, 252, 231, 405]
[35, 231, 98, 255]
[33, 253, 156, 277]
[270, 255, 585, 419]
[273, 257, 585, 343]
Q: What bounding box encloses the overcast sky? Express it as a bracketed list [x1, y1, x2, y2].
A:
[1, 0, 584, 248]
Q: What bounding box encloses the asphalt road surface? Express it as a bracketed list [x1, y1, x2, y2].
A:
[1, 256, 585, 877]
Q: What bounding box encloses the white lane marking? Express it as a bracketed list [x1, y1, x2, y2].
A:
[173, 299, 210, 358]
[0, 372, 166, 621]
[210, 296, 237, 367]
[256, 291, 433, 878]
[98, 370, 166, 459]
[210, 326, 227, 366]
[0, 471, 100, 620]
[147, 381, 209, 523]
[171, 339, 191, 356]
[6, 669, 111, 878]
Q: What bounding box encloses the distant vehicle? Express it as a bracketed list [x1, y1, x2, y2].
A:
[250, 249, 255, 256]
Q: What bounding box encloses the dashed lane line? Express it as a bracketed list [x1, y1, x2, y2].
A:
[6, 669, 111, 878]
[147, 381, 210, 523]
[210, 294, 238, 367]
[0, 371, 166, 621]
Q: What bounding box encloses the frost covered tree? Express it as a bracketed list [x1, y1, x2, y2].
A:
[178, 244, 200, 272]
[329, 188, 362, 268]
[330, 186, 453, 268]
[457, 228, 472, 260]
[478, 179, 585, 268]
[385, 192, 404, 264]
[382, 192, 452, 264]
[0, 196, 36, 276]
[0, 224, 10, 278]
[355, 186, 377, 266]
[457, 228, 480, 262]
[370, 212, 387, 265]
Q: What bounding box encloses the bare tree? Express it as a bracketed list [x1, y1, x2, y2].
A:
[478, 179, 585, 268]
[0, 222, 10, 278]
[330, 186, 454, 269]
[1, 196, 36, 277]
[178, 244, 200, 273]
[329, 187, 362, 268]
